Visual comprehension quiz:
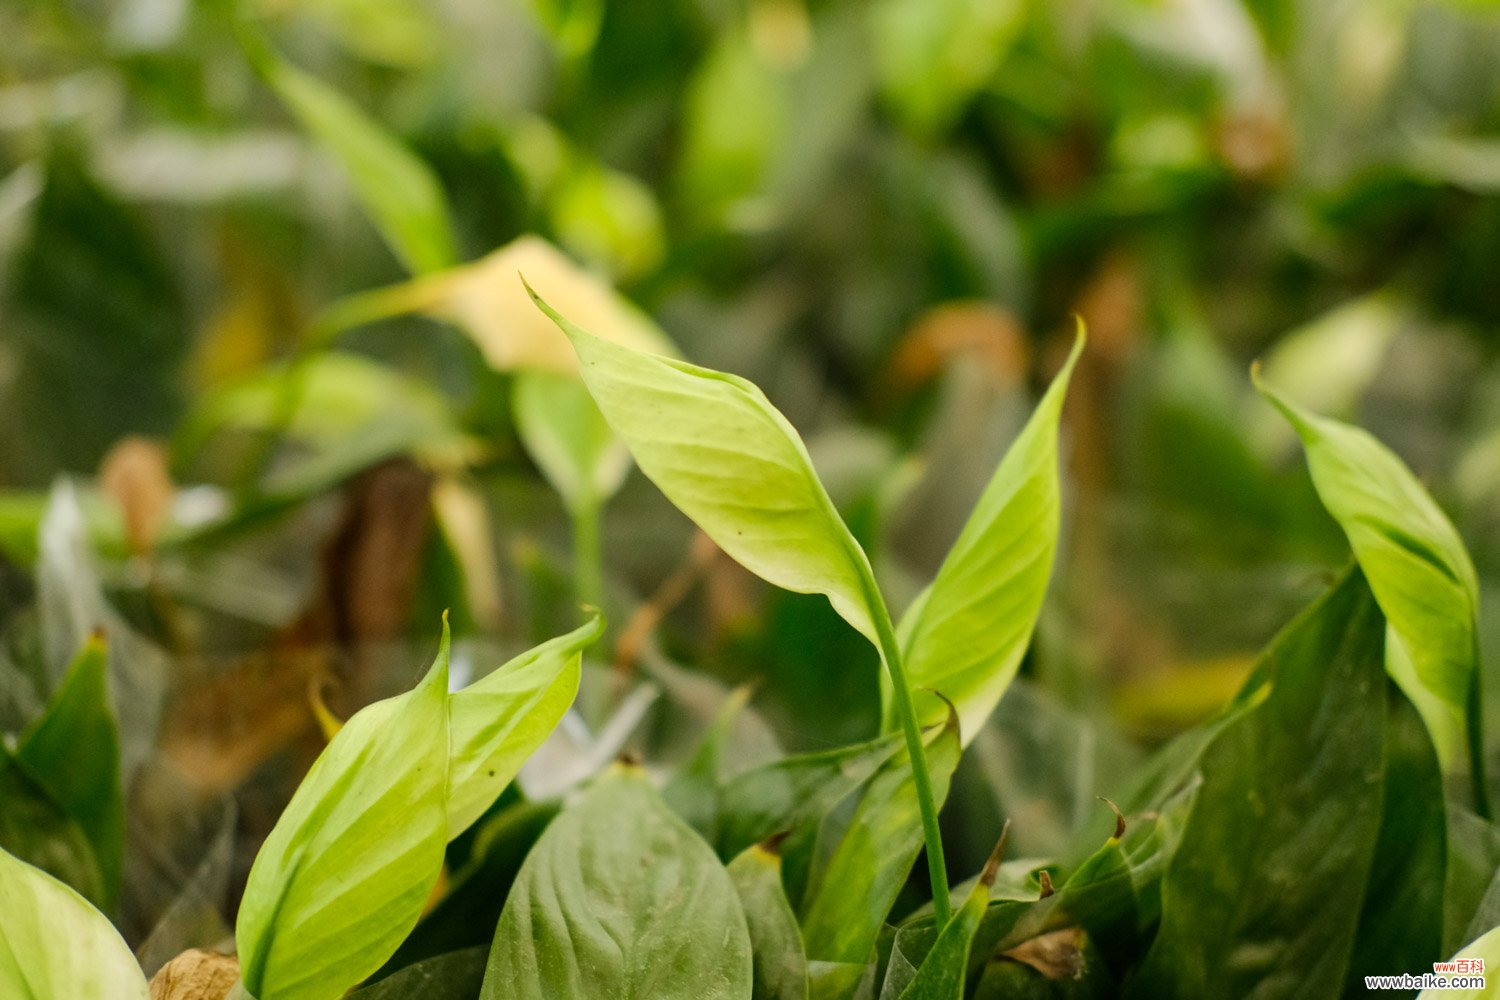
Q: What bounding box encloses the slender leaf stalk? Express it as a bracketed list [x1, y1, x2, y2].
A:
[859, 566, 952, 926]
[572, 500, 604, 609]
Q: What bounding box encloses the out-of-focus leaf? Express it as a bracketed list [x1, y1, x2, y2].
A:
[446, 613, 601, 837]
[350, 947, 486, 1000]
[247, 41, 456, 274]
[1130, 570, 1387, 998]
[532, 286, 883, 646]
[870, 0, 1024, 134]
[665, 685, 757, 840]
[800, 713, 961, 997]
[728, 841, 810, 1000]
[0, 749, 103, 904]
[511, 372, 630, 516]
[548, 160, 666, 280]
[14, 633, 123, 911]
[480, 764, 754, 1000]
[37, 483, 167, 782]
[0, 846, 150, 999]
[234, 623, 451, 1000]
[133, 796, 236, 980]
[1258, 375, 1483, 787]
[886, 329, 1082, 742]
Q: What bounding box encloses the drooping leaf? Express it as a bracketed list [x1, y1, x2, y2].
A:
[728, 841, 810, 1000]
[246, 39, 456, 274]
[1130, 569, 1388, 999]
[480, 764, 754, 1000]
[887, 329, 1082, 741]
[0, 846, 150, 999]
[13, 633, 123, 912]
[446, 613, 601, 837]
[799, 713, 961, 996]
[530, 285, 882, 645]
[1257, 375, 1483, 786]
[234, 623, 451, 1000]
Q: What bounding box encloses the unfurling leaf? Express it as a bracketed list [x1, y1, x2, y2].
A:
[481, 764, 754, 1000]
[888, 326, 1082, 742]
[234, 624, 451, 1000]
[0, 846, 150, 999]
[446, 612, 602, 837]
[1256, 374, 1482, 787]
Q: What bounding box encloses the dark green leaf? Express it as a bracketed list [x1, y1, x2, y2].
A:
[728, 842, 810, 1000]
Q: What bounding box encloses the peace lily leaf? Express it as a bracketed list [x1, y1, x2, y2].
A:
[14, 633, 123, 912]
[480, 764, 754, 1000]
[247, 39, 456, 274]
[511, 371, 630, 515]
[528, 284, 881, 645]
[885, 841, 1005, 1000]
[348, 947, 487, 1000]
[0, 749, 103, 904]
[1130, 569, 1387, 999]
[888, 328, 1083, 742]
[1256, 374, 1481, 784]
[446, 612, 602, 837]
[1417, 925, 1500, 999]
[235, 624, 451, 1000]
[800, 712, 961, 992]
[0, 846, 150, 999]
[665, 684, 758, 841]
[728, 841, 810, 1000]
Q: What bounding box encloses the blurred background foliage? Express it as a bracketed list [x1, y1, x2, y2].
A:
[7, 0, 1500, 902]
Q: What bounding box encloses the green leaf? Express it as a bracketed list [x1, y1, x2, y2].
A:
[800, 713, 961, 985]
[528, 285, 882, 645]
[871, 0, 1025, 134]
[665, 684, 758, 841]
[1130, 569, 1388, 999]
[235, 623, 451, 1000]
[349, 948, 487, 1000]
[247, 40, 456, 274]
[0, 749, 103, 905]
[0, 846, 150, 999]
[446, 613, 601, 837]
[887, 328, 1082, 742]
[511, 372, 630, 516]
[728, 841, 810, 1000]
[1256, 375, 1482, 786]
[1418, 925, 1500, 999]
[13, 634, 123, 912]
[480, 764, 754, 1000]
[887, 844, 1004, 1000]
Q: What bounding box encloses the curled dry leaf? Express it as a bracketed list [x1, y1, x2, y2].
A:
[1001, 928, 1086, 981]
[148, 950, 240, 1000]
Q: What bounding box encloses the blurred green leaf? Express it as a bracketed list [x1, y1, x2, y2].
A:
[481, 764, 754, 1000]
[0, 750, 103, 906]
[1130, 570, 1387, 998]
[886, 329, 1081, 742]
[511, 372, 629, 517]
[235, 622, 451, 1000]
[728, 841, 810, 1000]
[13, 634, 122, 912]
[0, 846, 149, 999]
[870, 0, 1023, 133]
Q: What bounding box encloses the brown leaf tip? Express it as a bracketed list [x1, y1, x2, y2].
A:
[1037, 869, 1055, 899]
[1100, 797, 1126, 840]
[981, 819, 1012, 889]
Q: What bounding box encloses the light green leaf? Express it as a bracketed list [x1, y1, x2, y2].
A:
[1256, 374, 1481, 782]
[800, 713, 961, 987]
[446, 613, 602, 837]
[0, 846, 149, 999]
[14, 633, 123, 912]
[528, 284, 881, 645]
[481, 764, 754, 1000]
[1418, 925, 1500, 998]
[888, 328, 1082, 743]
[248, 42, 456, 274]
[728, 841, 810, 1000]
[235, 623, 451, 1000]
[511, 371, 630, 516]
[871, 0, 1025, 134]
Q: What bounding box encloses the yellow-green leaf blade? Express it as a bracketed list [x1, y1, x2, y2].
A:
[0, 846, 149, 1000]
[889, 329, 1082, 743]
[530, 286, 879, 643]
[235, 624, 452, 1000]
[446, 613, 602, 837]
[1256, 375, 1480, 776]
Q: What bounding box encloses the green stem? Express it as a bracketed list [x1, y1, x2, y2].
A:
[571, 500, 603, 609]
[859, 566, 952, 926]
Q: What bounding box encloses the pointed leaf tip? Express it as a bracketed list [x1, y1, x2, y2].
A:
[981, 819, 1011, 888]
